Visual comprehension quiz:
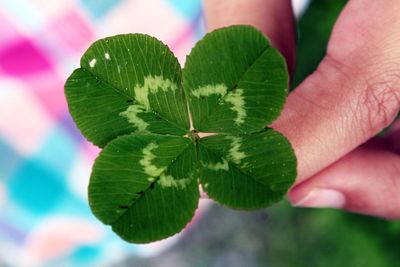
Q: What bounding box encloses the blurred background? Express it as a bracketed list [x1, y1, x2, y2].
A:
[0, 0, 399, 266]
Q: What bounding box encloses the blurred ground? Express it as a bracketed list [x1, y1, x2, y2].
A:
[116, 200, 400, 267]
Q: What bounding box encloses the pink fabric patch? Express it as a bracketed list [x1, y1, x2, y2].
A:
[0, 11, 19, 47]
[0, 38, 53, 76]
[46, 10, 94, 55]
[83, 142, 101, 162]
[25, 73, 68, 118]
[169, 25, 197, 65]
[0, 78, 54, 156]
[25, 218, 103, 264]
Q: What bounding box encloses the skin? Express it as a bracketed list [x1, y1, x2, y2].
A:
[204, 0, 400, 219]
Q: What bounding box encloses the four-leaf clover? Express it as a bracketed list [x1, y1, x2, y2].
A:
[65, 25, 297, 243]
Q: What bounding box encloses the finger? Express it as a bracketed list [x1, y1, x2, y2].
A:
[203, 0, 296, 74]
[272, 0, 400, 182]
[287, 140, 400, 219]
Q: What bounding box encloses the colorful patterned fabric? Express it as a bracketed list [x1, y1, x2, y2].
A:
[0, 0, 204, 266]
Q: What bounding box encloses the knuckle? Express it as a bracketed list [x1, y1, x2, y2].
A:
[356, 67, 400, 135]
[322, 54, 400, 138]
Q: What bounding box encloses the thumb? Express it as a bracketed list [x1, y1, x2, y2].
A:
[288, 139, 400, 219]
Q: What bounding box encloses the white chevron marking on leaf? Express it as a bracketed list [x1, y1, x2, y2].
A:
[159, 174, 191, 189]
[134, 75, 177, 109]
[226, 136, 246, 164]
[191, 84, 227, 98]
[139, 143, 165, 177]
[204, 158, 229, 171]
[119, 105, 149, 131]
[224, 89, 246, 125]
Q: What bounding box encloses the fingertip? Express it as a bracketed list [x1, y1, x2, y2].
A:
[289, 187, 346, 209]
[203, 0, 296, 74]
[288, 145, 400, 219]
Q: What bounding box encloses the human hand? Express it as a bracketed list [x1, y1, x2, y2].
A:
[203, 0, 400, 219]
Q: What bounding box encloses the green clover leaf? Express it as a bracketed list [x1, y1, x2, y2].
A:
[65, 25, 297, 243]
[184, 26, 288, 133]
[65, 34, 189, 147]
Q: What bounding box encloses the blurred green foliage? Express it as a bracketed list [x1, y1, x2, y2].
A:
[265, 202, 400, 267]
[292, 0, 347, 88]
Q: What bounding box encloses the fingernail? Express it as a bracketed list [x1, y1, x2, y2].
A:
[293, 188, 346, 209]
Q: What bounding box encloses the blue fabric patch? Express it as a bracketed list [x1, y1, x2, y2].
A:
[79, 0, 123, 19]
[168, 0, 201, 19]
[61, 114, 86, 144]
[8, 159, 67, 215]
[72, 245, 101, 265]
[57, 195, 92, 218]
[0, 138, 21, 180]
[35, 124, 77, 177]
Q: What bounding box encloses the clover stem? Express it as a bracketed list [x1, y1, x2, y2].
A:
[188, 129, 200, 143]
